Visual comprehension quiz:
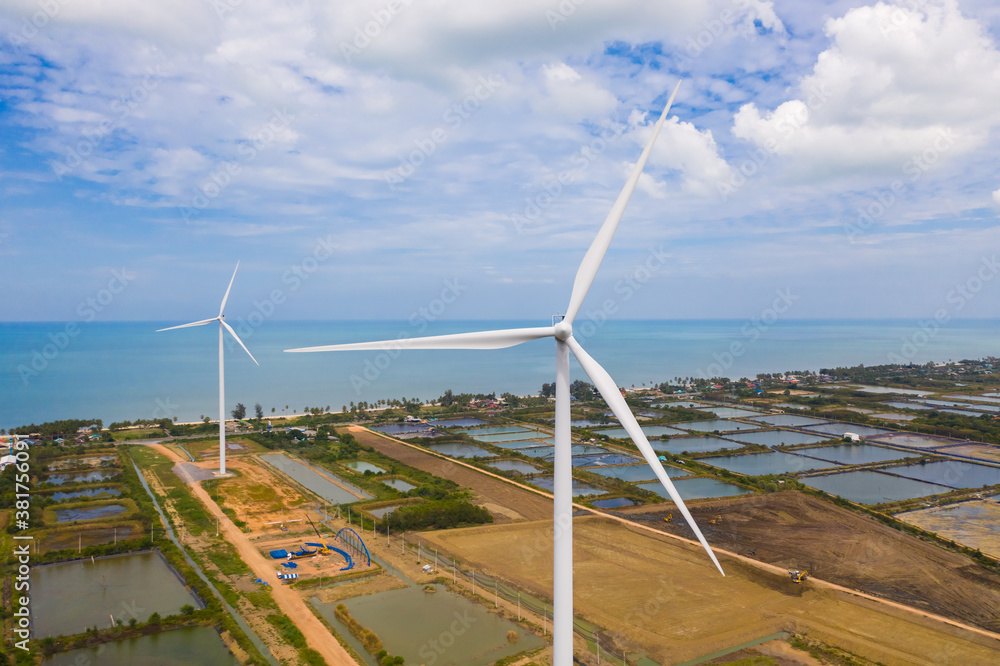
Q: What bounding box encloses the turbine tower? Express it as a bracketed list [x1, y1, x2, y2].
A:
[287, 82, 723, 663]
[158, 262, 258, 475]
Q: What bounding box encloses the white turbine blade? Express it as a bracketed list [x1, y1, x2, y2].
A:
[156, 317, 218, 332]
[222, 320, 259, 366]
[566, 336, 724, 576]
[285, 326, 555, 353]
[219, 261, 240, 316]
[564, 81, 681, 325]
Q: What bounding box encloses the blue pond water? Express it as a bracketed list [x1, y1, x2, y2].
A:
[531, 476, 604, 496]
[591, 497, 635, 509]
[747, 414, 828, 427]
[471, 431, 544, 443]
[730, 430, 833, 447]
[487, 460, 544, 474]
[573, 453, 640, 467]
[677, 419, 762, 432]
[795, 444, 920, 465]
[804, 470, 951, 504]
[461, 426, 533, 435]
[427, 443, 495, 458]
[887, 460, 1000, 489]
[652, 436, 744, 454]
[636, 477, 752, 500]
[372, 423, 438, 435]
[595, 425, 687, 438]
[704, 451, 836, 476]
[587, 464, 679, 483]
[803, 422, 895, 438]
[432, 417, 486, 427]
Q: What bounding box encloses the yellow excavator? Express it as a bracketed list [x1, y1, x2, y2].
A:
[789, 569, 808, 583]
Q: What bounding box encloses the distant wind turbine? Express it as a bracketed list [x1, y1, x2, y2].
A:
[158, 262, 258, 475]
[286, 81, 723, 664]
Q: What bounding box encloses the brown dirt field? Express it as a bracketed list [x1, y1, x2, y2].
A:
[346, 426, 553, 522]
[621, 492, 1000, 633]
[214, 457, 312, 533]
[313, 572, 408, 604]
[422, 517, 1000, 665]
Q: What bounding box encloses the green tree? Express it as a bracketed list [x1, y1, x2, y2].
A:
[232, 403, 247, 420]
[254, 403, 264, 420]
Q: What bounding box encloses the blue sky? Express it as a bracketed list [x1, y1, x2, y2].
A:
[2, 0, 1000, 324]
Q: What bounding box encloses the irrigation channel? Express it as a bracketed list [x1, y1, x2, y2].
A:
[130, 461, 279, 665]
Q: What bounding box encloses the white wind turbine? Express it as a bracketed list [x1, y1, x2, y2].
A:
[158, 262, 258, 475]
[286, 82, 724, 663]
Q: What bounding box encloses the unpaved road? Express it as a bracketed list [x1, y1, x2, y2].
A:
[151, 444, 356, 665]
[347, 426, 554, 521]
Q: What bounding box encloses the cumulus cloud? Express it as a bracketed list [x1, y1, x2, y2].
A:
[531, 63, 617, 122]
[731, 1, 1000, 179]
[628, 109, 732, 197]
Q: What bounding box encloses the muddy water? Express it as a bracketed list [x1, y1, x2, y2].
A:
[42, 625, 237, 665]
[54, 503, 127, 522]
[344, 461, 386, 474]
[42, 470, 116, 485]
[313, 583, 544, 666]
[52, 487, 121, 502]
[33, 551, 202, 637]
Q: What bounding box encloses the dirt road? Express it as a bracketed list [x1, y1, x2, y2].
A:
[151, 444, 357, 665]
[347, 426, 554, 521]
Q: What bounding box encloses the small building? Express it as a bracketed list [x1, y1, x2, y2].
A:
[0, 454, 17, 472]
[844, 432, 862, 443]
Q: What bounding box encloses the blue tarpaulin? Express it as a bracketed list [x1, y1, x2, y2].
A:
[269, 549, 289, 559]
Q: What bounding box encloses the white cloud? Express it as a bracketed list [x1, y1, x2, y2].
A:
[731, 1, 1000, 179]
[629, 109, 732, 196]
[993, 188, 1000, 205]
[531, 63, 617, 121]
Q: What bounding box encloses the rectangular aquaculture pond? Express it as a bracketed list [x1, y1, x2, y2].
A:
[261, 453, 371, 504]
[635, 477, 752, 500]
[33, 552, 202, 637]
[702, 451, 836, 476]
[42, 626, 237, 665]
[803, 470, 951, 504]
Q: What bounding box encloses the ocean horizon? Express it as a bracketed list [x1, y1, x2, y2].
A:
[3, 319, 998, 428]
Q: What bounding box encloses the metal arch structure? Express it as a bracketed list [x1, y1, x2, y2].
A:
[335, 527, 371, 567]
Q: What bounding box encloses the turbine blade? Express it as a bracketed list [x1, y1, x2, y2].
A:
[285, 326, 555, 353]
[219, 261, 240, 316]
[566, 335, 724, 576]
[156, 317, 218, 332]
[222, 320, 259, 366]
[564, 81, 681, 325]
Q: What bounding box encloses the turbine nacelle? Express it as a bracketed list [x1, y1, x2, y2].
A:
[553, 320, 572, 341]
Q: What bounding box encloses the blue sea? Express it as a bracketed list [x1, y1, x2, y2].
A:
[2, 319, 998, 428]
